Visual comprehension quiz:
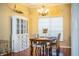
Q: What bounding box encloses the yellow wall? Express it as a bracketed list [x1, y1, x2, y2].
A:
[29, 4, 71, 47]
[0, 4, 30, 49]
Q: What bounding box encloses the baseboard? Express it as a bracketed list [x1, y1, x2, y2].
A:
[60, 46, 71, 48]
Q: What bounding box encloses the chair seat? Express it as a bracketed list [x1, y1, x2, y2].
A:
[33, 44, 42, 47]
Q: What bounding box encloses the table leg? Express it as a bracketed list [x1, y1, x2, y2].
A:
[43, 45, 44, 56]
[56, 47, 60, 56]
[49, 42, 52, 56]
[30, 41, 33, 56]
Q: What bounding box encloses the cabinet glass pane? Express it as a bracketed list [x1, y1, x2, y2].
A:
[24, 20, 26, 33]
[26, 21, 28, 33]
[17, 18, 19, 34]
[21, 19, 23, 34]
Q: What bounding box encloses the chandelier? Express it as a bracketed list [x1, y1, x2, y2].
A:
[37, 5, 49, 16]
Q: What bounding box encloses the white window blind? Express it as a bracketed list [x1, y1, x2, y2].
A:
[38, 17, 63, 41]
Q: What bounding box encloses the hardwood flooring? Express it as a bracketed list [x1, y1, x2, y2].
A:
[5, 46, 71, 56]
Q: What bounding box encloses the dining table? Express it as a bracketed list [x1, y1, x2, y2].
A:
[30, 37, 57, 56]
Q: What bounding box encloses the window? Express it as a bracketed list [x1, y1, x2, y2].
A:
[38, 17, 63, 41]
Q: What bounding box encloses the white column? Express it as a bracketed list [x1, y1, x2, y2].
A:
[71, 3, 79, 56]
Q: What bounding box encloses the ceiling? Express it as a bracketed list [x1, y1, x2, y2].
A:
[21, 3, 67, 8]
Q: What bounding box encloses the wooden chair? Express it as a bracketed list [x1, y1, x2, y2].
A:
[48, 33, 61, 56]
[32, 41, 47, 56]
[56, 33, 61, 56]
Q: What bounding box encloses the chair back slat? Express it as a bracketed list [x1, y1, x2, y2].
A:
[56, 33, 61, 48]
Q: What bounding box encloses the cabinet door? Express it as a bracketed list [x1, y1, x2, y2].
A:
[11, 16, 29, 52]
[21, 20, 29, 51]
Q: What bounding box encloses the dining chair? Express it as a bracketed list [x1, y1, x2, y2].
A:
[46, 37, 57, 56]
[47, 33, 61, 56]
[45, 42, 52, 56]
[32, 41, 47, 56]
[56, 33, 61, 56]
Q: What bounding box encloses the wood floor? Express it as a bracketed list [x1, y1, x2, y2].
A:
[5, 46, 71, 56]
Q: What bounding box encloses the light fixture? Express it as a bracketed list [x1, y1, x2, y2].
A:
[38, 5, 49, 16]
[8, 4, 23, 14]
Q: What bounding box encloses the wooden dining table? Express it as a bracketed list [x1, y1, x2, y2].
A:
[30, 37, 57, 56]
